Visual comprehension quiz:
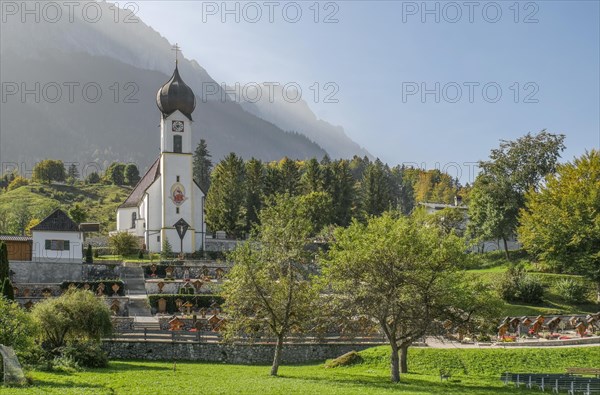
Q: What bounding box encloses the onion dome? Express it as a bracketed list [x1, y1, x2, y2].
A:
[156, 64, 196, 119]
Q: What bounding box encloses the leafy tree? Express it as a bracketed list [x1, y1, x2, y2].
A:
[104, 162, 126, 185]
[85, 244, 94, 264]
[205, 153, 247, 238]
[423, 207, 467, 236]
[0, 207, 9, 234]
[85, 171, 101, 184]
[31, 289, 112, 350]
[467, 174, 519, 258]
[223, 194, 318, 376]
[67, 163, 80, 180]
[26, 218, 41, 236]
[298, 191, 333, 233]
[193, 139, 213, 192]
[0, 297, 37, 352]
[8, 175, 29, 191]
[413, 170, 457, 204]
[33, 159, 66, 184]
[245, 158, 264, 231]
[482, 131, 566, 194]
[69, 204, 87, 224]
[9, 200, 32, 235]
[108, 231, 139, 256]
[322, 214, 497, 382]
[519, 150, 600, 301]
[123, 163, 141, 186]
[468, 131, 565, 259]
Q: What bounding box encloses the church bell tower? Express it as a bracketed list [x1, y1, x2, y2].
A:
[155, 44, 199, 253]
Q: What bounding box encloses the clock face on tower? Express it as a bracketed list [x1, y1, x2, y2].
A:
[172, 120, 184, 132]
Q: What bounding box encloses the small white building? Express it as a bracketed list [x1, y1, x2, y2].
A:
[116, 60, 206, 253]
[31, 209, 83, 262]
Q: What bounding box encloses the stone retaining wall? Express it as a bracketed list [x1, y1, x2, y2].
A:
[102, 341, 374, 364]
[10, 261, 83, 283]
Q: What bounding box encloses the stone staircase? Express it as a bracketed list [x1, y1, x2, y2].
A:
[120, 265, 161, 330]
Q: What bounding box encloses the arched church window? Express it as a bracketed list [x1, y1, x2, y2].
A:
[174, 135, 182, 153]
[131, 212, 137, 229]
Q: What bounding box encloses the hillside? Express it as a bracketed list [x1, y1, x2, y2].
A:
[469, 251, 600, 316]
[0, 183, 131, 233]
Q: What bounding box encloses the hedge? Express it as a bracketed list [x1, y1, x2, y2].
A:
[148, 294, 224, 314]
[60, 280, 125, 296]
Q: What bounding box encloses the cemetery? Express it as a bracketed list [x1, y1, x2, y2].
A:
[1, 5, 599, 392]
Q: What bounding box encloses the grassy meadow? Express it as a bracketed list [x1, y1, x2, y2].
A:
[3, 346, 599, 395]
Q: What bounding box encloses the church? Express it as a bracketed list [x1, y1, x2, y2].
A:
[116, 57, 206, 253]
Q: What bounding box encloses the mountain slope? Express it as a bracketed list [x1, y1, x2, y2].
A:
[0, 2, 327, 172]
[239, 84, 371, 159]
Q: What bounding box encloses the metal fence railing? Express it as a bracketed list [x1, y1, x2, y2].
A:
[107, 330, 388, 345]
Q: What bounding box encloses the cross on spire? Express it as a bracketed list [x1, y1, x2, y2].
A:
[172, 43, 181, 65]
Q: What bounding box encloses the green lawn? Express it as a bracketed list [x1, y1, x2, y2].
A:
[4, 346, 599, 395]
[467, 251, 600, 316]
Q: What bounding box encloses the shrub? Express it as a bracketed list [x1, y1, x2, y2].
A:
[0, 297, 38, 352]
[85, 172, 101, 184]
[47, 355, 81, 373]
[85, 244, 93, 264]
[517, 275, 544, 304]
[31, 289, 112, 350]
[324, 351, 363, 368]
[554, 278, 588, 304]
[61, 340, 108, 368]
[497, 265, 544, 303]
[109, 232, 139, 256]
[179, 287, 194, 295]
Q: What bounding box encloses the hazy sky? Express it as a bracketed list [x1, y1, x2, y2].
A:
[132, 1, 599, 184]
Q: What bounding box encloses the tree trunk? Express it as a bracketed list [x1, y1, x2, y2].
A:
[270, 334, 284, 376]
[502, 237, 510, 260]
[597, 282, 600, 303]
[400, 343, 409, 373]
[390, 343, 400, 383]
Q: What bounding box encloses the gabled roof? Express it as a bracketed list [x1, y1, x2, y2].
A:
[193, 179, 207, 196]
[31, 209, 79, 232]
[119, 157, 161, 208]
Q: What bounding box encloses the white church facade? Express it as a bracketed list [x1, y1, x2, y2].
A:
[116, 60, 206, 253]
